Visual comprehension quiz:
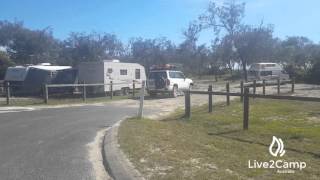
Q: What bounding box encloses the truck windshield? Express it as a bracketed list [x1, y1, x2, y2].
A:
[149, 72, 167, 79]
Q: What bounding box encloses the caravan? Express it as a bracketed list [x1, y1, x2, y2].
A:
[4, 64, 77, 95]
[248, 63, 290, 81]
[78, 60, 146, 94]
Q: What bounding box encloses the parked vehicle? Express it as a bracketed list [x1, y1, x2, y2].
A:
[4, 64, 77, 95]
[78, 60, 146, 95]
[147, 64, 193, 97]
[248, 63, 290, 81]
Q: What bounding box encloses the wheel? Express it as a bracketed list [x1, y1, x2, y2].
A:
[189, 83, 193, 90]
[121, 88, 129, 96]
[149, 92, 157, 97]
[171, 85, 178, 98]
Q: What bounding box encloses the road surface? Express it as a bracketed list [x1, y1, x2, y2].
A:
[0, 103, 149, 180]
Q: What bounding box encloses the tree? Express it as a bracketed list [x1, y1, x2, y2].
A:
[214, 35, 237, 75]
[234, 25, 276, 81]
[0, 20, 60, 65]
[279, 36, 314, 70]
[0, 51, 14, 79]
[129, 37, 176, 72]
[59, 32, 124, 65]
[177, 22, 203, 74]
[199, 0, 245, 76]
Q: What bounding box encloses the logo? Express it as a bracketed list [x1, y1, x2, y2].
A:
[269, 136, 286, 157]
[248, 136, 307, 174]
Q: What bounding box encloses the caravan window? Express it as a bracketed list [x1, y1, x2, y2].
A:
[107, 68, 113, 73]
[135, 69, 141, 79]
[120, 69, 127, 75]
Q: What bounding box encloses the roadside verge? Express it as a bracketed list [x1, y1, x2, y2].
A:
[102, 120, 145, 180]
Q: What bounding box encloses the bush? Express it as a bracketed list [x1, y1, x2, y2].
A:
[283, 64, 307, 82]
[0, 52, 15, 80]
[306, 62, 320, 84]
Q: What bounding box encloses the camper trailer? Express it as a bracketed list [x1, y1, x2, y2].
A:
[4, 64, 77, 95]
[78, 60, 146, 94]
[248, 63, 290, 81]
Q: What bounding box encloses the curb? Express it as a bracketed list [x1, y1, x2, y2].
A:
[102, 119, 145, 180]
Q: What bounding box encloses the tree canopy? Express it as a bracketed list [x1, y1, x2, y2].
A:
[0, 1, 320, 84]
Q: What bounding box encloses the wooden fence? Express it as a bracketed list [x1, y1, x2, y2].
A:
[184, 80, 320, 130]
[2, 80, 141, 105]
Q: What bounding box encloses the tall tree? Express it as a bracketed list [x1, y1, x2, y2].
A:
[178, 22, 202, 74]
[129, 37, 176, 72]
[0, 51, 14, 79]
[234, 25, 276, 81]
[59, 32, 124, 65]
[0, 20, 60, 65]
[199, 0, 245, 76]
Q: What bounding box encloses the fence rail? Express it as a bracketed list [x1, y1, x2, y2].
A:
[2, 80, 142, 105]
[183, 80, 320, 130]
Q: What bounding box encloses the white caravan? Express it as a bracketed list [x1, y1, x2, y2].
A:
[78, 60, 146, 94]
[248, 63, 290, 81]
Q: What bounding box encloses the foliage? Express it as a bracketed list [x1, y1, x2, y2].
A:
[58, 32, 124, 65]
[306, 61, 320, 84]
[0, 0, 320, 82]
[0, 20, 60, 65]
[129, 37, 176, 73]
[0, 51, 14, 79]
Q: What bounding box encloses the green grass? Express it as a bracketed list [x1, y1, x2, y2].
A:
[0, 95, 129, 106]
[118, 99, 320, 180]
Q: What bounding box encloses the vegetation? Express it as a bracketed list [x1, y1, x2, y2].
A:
[0, 1, 320, 83]
[119, 99, 320, 179]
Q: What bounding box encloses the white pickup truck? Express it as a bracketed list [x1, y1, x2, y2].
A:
[147, 70, 193, 97]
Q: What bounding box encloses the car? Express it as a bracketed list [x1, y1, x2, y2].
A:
[147, 65, 193, 98]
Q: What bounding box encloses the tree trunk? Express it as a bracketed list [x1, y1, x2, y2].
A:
[242, 59, 248, 82]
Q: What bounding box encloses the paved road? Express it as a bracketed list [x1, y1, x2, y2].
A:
[0, 103, 145, 180]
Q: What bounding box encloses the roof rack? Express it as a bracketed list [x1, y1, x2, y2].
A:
[150, 64, 177, 70]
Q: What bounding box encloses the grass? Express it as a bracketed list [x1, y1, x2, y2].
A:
[118, 99, 320, 180]
[0, 95, 130, 106]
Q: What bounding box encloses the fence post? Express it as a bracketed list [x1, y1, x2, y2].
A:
[110, 81, 113, 99]
[243, 87, 249, 130]
[226, 82, 230, 106]
[263, 80, 266, 95]
[208, 85, 213, 113]
[240, 81, 244, 102]
[291, 78, 295, 93]
[277, 78, 280, 95]
[253, 80, 256, 96]
[43, 84, 49, 104]
[6, 82, 10, 105]
[137, 80, 146, 119]
[82, 83, 86, 102]
[132, 80, 135, 97]
[185, 90, 191, 119]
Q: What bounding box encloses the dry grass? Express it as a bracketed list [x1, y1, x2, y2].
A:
[119, 99, 320, 180]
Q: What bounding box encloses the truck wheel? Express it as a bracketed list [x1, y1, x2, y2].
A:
[189, 83, 193, 90]
[149, 92, 157, 97]
[171, 86, 178, 98]
[121, 88, 129, 96]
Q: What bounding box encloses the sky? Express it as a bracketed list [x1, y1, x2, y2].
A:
[0, 0, 319, 44]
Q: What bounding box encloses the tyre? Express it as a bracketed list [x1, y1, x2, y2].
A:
[171, 85, 178, 98]
[189, 83, 193, 90]
[149, 92, 157, 97]
[121, 87, 129, 96]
